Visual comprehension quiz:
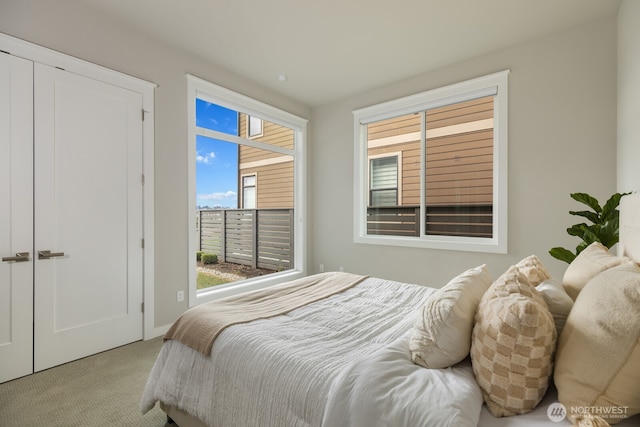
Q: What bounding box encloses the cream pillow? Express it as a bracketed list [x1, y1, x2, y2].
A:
[515, 255, 552, 286]
[471, 265, 557, 417]
[409, 264, 492, 369]
[562, 242, 630, 300]
[536, 278, 574, 337]
[555, 262, 640, 425]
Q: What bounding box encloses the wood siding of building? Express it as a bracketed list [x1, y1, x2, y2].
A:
[426, 97, 493, 206]
[238, 113, 294, 209]
[367, 113, 420, 206]
[366, 96, 494, 207]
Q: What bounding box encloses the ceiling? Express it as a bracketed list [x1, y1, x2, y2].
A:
[72, 0, 620, 107]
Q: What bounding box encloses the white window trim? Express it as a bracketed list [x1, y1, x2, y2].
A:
[241, 172, 257, 209]
[247, 115, 264, 139]
[187, 74, 307, 306]
[353, 70, 509, 253]
[368, 152, 402, 207]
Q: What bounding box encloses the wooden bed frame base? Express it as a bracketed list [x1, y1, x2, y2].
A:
[160, 402, 209, 427]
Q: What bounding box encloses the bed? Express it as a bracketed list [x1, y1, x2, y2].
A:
[141, 194, 640, 427]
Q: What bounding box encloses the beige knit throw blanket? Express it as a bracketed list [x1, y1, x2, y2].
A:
[164, 271, 368, 356]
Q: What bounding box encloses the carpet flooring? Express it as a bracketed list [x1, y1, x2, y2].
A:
[0, 337, 170, 427]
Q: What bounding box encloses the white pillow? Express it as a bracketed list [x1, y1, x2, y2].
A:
[410, 265, 492, 369]
[555, 262, 640, 424]
[536, 278, 574, 337]
[562, 242, 630, 300]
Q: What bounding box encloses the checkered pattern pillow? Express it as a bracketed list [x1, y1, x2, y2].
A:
[515, 255, 551, 286]
[471, 265, 557, 417]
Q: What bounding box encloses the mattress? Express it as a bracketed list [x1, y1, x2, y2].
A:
[141, 276, 485, 426]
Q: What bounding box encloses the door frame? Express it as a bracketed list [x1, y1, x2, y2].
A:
[0, 32, 157, 340]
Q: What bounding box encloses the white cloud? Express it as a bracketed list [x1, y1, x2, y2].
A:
[196, 151, 216, 164]
[198, 191, 237, 201]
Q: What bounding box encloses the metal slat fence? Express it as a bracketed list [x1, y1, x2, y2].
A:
[198, 208, 294, 271]
[367, 204, 493, 237]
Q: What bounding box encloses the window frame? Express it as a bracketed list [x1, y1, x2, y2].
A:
[247, 115, 264, 138]
[187, 74, 308, 306]
[368, 152, 401, 207]
[353, 70, 509, 253]
[241, 173, 257, 209]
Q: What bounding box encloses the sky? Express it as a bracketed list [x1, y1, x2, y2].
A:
[195, 99, 239, 208]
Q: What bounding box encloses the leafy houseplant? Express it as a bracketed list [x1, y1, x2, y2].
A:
[549, 192, 630, 264]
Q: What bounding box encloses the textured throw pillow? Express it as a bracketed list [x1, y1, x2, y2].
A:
[515, 255, 552, 287]
[536, 278, 574, 337]
[555, 262, 640, 425]
[562, 242, 630, 300]
[470, 265, 557, 417]
[410, 264, 492, 369]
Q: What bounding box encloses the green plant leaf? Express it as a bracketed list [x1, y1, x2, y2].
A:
[549, 247, 576, 264]
[576, 240, 590, 255]
[569, 210, 601, 225]
[582, 229, 600, 245]
[571, 193, 602, 213]
[601, 192, 630, 221]
[598, 221, 619, 248]
[567, 223, 588, 237]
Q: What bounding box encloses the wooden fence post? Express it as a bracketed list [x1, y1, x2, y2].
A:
[197, 210, 201, 251]
[289, 209, 295, 268]
[220, 210, 226, 263]
[251, 209, 258, 269]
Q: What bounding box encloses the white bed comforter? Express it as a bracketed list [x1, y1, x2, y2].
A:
[140, 277, 484, 427]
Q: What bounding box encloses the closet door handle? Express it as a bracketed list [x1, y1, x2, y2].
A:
[2, 252, 30, 262]
[38, 250, 65, 259]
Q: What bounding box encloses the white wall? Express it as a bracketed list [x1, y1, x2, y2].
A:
[0, 0, 311, 329]
[309, 16, 619, 286]
[617, 0, 640, 193]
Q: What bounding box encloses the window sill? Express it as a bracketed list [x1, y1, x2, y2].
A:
[191, 269, 307, 306]
[354, 233, 507, 254]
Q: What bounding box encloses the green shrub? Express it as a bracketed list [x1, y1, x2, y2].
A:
[196, 251, 204, 261]
[201, 253, 218, 265]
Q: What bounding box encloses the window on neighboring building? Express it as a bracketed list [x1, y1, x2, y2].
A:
[247, 115, 263, 138]
[369, 155, 399, 207]
[188, 74, 307, 305]
[241, 174, 257, 209]
[353, 70, 509, 253]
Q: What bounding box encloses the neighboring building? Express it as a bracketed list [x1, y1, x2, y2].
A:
[237, 113, 294, 209]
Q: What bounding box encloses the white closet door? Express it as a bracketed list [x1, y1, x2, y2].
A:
[0, 54, 34, 383]
[33, 63, 144, 371]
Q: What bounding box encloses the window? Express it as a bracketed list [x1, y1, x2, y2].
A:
[353, 70, 509, 253]
[247, 115, 263, 138]
[188, 75, 307, 305]
[369, 155, 399, 207]
[241, 174, 256, 209]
